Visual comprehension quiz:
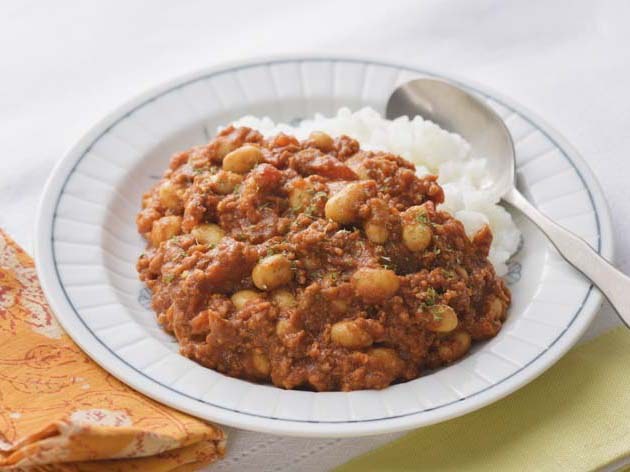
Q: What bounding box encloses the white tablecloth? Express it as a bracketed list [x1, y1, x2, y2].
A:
[1, 1, 629, 470]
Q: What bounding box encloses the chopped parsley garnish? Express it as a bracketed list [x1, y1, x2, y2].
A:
[416, 213, 429, 224]
[232, 184, 241, 194]
[424, 287, 437, 306]
[163, 274, 175, 283]
[304, 204, 316, 216]
[303, 193, 327, 216]
[380, 255, 397, 271]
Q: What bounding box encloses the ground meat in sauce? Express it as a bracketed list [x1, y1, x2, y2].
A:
[136, 126, 511, 391]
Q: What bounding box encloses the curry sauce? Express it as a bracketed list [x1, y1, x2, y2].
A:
[136, 126, 510, 391]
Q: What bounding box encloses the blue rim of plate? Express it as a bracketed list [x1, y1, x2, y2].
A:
[39, 56, 610, 429]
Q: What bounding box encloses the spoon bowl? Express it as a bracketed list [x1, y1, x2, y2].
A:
[387, 78, 514, 202]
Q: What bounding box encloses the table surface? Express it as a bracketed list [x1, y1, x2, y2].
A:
[2, 1, 629, 470]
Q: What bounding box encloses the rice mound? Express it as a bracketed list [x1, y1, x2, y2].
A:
[230, 107, 520, 275]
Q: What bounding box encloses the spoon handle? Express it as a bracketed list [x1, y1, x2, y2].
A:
[503, 187, 630, 328]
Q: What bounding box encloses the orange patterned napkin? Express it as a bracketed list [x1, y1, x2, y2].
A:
[0, 229, 226, 471]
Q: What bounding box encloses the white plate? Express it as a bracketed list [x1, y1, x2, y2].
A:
[34, 56, 613, 437]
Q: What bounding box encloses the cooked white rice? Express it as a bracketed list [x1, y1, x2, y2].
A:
[229, 107, 520, 275]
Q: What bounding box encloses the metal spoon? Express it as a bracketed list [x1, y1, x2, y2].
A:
[386, 78, 630, 327]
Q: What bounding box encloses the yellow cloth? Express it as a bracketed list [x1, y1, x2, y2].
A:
[336, 326, 630, 472]
[0, 229, 226, 471]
